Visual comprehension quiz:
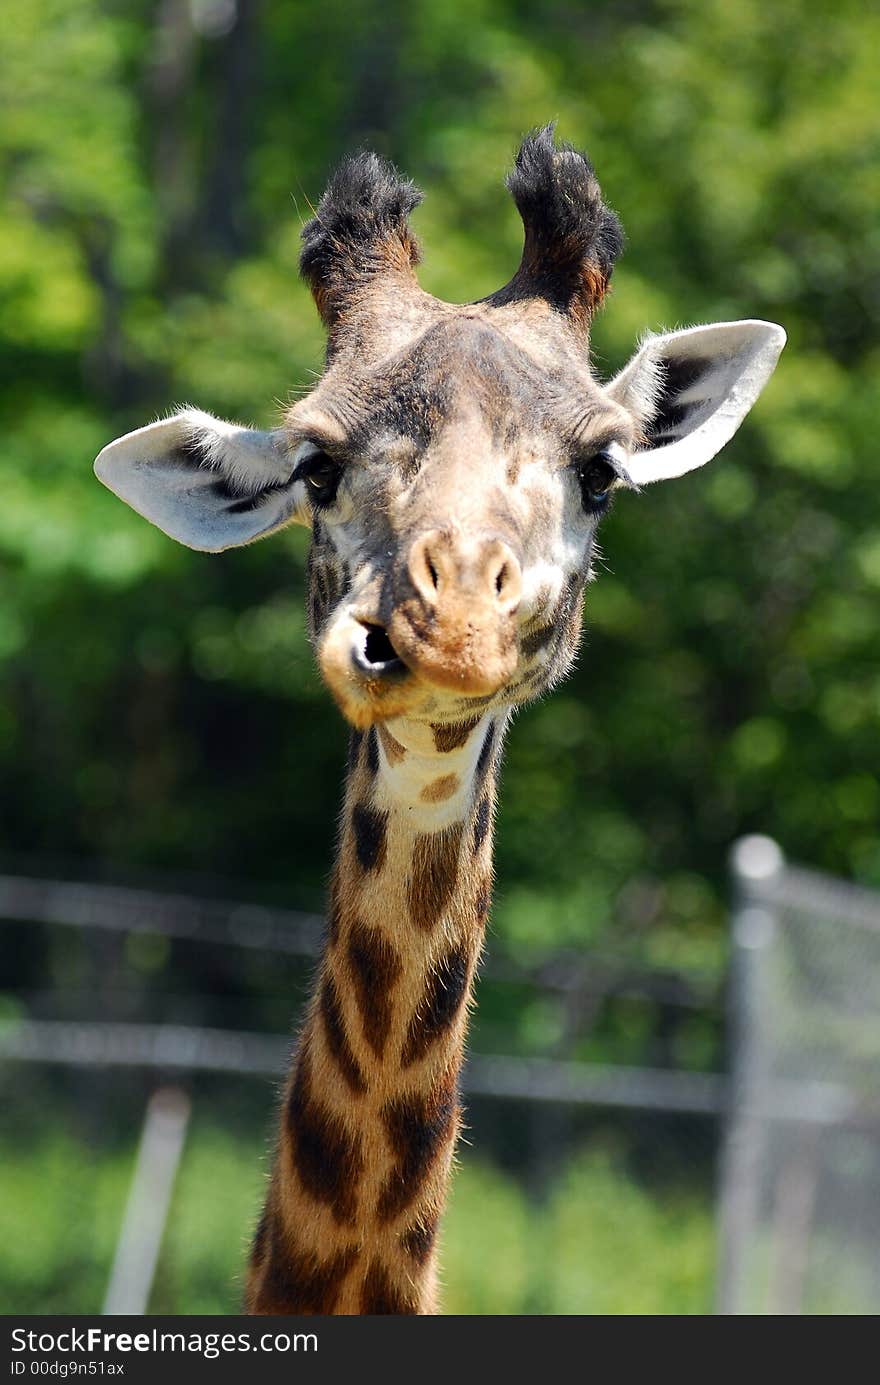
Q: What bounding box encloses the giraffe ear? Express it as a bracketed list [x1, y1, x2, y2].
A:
[94, 409, 312, 551]
[607, 320, 786, 485]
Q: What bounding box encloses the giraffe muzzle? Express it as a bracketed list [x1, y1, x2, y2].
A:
[386, 528, 523, 696]
[316, 530, 524, 722]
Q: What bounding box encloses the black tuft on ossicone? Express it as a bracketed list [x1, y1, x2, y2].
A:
[499, 123, 624, 325]
[300, 153, 423, 326]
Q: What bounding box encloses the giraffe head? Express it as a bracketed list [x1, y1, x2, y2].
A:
[96, 127, 785, 730]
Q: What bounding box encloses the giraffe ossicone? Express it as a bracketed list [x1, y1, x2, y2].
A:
[94, 125, 785, 1314]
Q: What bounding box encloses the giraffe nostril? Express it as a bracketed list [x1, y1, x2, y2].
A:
[408, 532, 447, 603]
[491, 550, 522, 609]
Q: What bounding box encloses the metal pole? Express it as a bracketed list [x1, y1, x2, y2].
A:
[715, 834, 783, 1314]
[766, 1123, 821, 1314]
[103, 1086, 191, 1315]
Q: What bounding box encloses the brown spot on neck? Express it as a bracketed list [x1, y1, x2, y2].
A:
[360, 1258, 418, 1314]
[351, 801, 388, 873]
[474, 871, 493, 926]
[407, 824, 465, 931]
[420, 772, 460, 804]
[432, 716, 482, 753]
[286, 1051, 363, 1226]
[319, 970, 367, 1095]
[365, 726, 380, 775]
[249, 1224, 357, 1315]
[401, 1213, 440, 1265]
[347, 728, 364, 772]
[401, 942, 471, 1067]
[347, 920, 403, 1059]
[475, 719, 497, 781]
[473, 795, 492, 854]
[378, 1065, 459, 1222]
[378, 723, 406, 765]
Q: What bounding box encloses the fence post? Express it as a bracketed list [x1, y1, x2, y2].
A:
[715, 834, 783, 1315]
[103, 1086, 191, 1315]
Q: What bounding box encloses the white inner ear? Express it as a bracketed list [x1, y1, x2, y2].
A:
[608, 320, 786, 485]
[95, 409, 312, 552]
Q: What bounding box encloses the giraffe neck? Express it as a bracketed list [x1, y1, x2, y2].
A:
[246, 710, 502, 1315]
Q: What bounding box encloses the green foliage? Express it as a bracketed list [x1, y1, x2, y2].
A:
[0, 1124, 131, 1313]
[444, 1150, 713, 1315]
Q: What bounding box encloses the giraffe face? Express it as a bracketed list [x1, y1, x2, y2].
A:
[294, 309, 636, 728]
[94, 127, 785, 728]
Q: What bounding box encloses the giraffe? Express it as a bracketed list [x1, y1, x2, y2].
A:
[94, 126, 785, 1314]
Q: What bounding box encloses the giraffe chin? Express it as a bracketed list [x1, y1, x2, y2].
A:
[318, 608, 514, 728]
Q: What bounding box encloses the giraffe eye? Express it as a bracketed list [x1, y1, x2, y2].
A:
[578, 452, 617, 514]
[297, 450, 343, 507]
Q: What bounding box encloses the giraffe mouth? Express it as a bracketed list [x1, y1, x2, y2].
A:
[352, 622, 409, 680]
[319, 606, 513, 726]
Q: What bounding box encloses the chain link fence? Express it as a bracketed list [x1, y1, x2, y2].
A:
[717, 836, 880, 1314]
